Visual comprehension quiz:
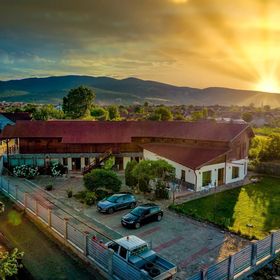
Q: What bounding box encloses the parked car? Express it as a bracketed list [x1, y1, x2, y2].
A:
[106, 235, 177, 279]
[121, 203, 163, 229]
[97, 193, 137, 214]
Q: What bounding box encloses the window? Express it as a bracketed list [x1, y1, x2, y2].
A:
[131, 245, 149, 256]
[119, 246, 127, 259]
[232, 166, 239, 179]
[108, 242, 119, 253]
[202, 171, 212, 186]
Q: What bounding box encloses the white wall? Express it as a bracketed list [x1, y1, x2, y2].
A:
[195, 162, 226, 191]
[123, 157, 130, 169]
[225, 158, 248, 184]
[143, 149, 196, 185]
[144, 149, 248, 192]
[195, 158, 248, 191]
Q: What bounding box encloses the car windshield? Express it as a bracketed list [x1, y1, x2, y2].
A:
[106, 196, 119, 203]
[130, 207, 145, 217]
[130, 245, 149, 256]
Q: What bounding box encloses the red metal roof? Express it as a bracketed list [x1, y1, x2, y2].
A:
[142, 143, 229, 169]
[1, 120, 252, 144]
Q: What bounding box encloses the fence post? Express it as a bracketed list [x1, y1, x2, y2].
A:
[84, 231, 89, 256]
[201, 269, 207, 280]
[48, 208, 52, 227]
[251, 243, 257, 267]
[107, 249, 114, 279]
[15, 185, 18, 200]
[24, 193, 28, 208]
[270, 233, 276, 257]
[64, 218, 69, 240]
[228, 255, 235, 280]
[35, 200, 38, 216]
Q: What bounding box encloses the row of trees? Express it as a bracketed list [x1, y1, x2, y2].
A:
[9, 86, 213, 121]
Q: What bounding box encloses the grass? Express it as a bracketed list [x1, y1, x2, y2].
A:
[170, 176, 280, 240]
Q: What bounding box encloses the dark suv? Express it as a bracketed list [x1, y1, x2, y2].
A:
[97, 193, 136, 214]
[121, 203, 163, 229]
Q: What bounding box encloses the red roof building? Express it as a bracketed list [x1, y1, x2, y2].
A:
[1, 120, 254, 191]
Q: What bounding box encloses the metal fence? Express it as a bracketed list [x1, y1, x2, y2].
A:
[1, 174, 279, 280]
[187, 230, 280, 280]
[0, 176, 152, 280]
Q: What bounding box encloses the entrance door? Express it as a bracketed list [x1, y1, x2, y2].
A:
[72, 158, 81, 171]
[218, 168, 224, 186]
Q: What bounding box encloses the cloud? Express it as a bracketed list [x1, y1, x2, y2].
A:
[0, 0, 280, 90]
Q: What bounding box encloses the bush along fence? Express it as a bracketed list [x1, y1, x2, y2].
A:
[187, 230, 280, 280]
[0, 176, 154, 280]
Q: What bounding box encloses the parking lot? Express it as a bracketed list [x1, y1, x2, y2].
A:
[27, 175, 250, 278]
[83, 204, 249, 278]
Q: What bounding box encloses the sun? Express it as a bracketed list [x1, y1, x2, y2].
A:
[256, 78, 280, 93]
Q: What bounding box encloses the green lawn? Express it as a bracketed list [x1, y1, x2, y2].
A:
[170, 177, 280, 239]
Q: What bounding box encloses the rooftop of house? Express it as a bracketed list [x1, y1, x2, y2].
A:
[0, 112, 31, 123]
[0, 120, 253, 144]
[142, 143, 229, 169]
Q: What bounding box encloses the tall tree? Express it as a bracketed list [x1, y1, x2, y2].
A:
[154, 106, 173, 121]
[108, 105, 120, 120]
[62, 86, 95, 119]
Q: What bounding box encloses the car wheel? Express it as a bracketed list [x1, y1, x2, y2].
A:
[135, 222, 141, 229]
[108, 207, 114, 214]
[149, 268, 161, 277]
[129, 202, 136, 209]
[157, 214, 162, 221]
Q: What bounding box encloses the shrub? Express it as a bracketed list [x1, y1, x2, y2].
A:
[95, 189, 110, 201]
[45, 184, 53, 191]
[138, 178, 150, 193]
[125, 160, 138, 187]
[0, 248, 24, 279]
[155, 182, 169, 199]
[73, 191, 87, 203]
[83, 169, 121, 193]
[84, 191, 96, 205]
[66, 188, 73, 198]
[50, 162, 66, 177]
[13, 165, 39, 179]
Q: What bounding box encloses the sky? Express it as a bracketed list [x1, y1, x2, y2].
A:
[1, 0, 280, 92]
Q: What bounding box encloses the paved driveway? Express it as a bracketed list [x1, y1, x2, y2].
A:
[15, 175, 250, 278]
[83, 205, 249, 278]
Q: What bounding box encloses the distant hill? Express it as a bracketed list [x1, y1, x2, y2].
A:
[0, 75, 280, 107]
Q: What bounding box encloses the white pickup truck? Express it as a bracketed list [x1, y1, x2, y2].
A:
[106, 235, 177, 279]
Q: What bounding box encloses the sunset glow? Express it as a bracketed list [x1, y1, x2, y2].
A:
[256, 78, 280, 93]
[1, 0, 280, 92]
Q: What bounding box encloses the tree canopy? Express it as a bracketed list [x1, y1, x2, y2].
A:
[32, 104, 64, 120]
[107, 105, 120, 120]
[154, 106, 173, 121]
[91, 107, 109, 121]
[130, 159, 175, 192]
[62, 86, 95, 118]
[84, 169, 121, 193]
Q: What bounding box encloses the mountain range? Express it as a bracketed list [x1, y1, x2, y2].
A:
[0, 75, 280, 107]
